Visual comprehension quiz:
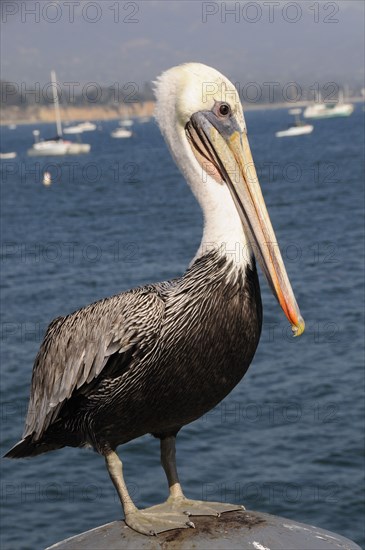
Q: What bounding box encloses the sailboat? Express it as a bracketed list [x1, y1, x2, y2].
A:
[64, 121, 97, 134]
[275, 109, 313, 138]
[111, 110, 134, 137]
[0, 152, 17, 159]
[28, 71, 91, 156]
[303, 90, 354, 119]
[111, 127, 133, 138]
[119, 118, 134, 127]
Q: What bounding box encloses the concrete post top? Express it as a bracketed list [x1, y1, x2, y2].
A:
[45, 509, 362, 550]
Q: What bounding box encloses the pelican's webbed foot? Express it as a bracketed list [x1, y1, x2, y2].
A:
[125, 503, 195, 535]
[158, 436, 244, 519]
[105, 451, 194, 536]
[167, 495, 244, 517]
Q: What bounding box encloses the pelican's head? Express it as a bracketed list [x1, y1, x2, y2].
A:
[155, 63, 304, 337]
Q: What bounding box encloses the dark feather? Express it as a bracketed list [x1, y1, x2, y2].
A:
[6, 251, 262, 458]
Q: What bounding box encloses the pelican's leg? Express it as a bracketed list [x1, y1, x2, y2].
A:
[160, 436, 245, 516]
[160, 435, 185, 500]
[105, 450, 194, 536]
[105, 451, 138, 516]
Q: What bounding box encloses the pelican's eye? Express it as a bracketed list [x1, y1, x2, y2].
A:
[217, 102, 231, 117]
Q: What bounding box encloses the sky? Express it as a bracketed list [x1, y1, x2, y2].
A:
[0, 0, 364, 94]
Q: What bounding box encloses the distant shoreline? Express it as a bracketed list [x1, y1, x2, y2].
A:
[1, 97, 363, 126]
[0, 101, 155, 126]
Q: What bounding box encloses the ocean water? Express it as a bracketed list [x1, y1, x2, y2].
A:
[0, 108, 364, 550]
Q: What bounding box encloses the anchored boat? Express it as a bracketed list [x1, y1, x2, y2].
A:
[303, 90, 354, 119]
[27, 71, 91, 156]
[276, 109, 313, 138]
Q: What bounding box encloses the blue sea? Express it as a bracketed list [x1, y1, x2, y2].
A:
[1, 108, 364, 549]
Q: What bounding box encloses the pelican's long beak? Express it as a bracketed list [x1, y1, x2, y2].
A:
[186, 111, 305, 336]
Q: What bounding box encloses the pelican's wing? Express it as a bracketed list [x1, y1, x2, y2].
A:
[23, 287, 166, 439]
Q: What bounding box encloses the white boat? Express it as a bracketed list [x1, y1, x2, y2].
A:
[28, 133, 90, 156]
[288, 108, 302, 115]
[63, 125, 83, 134]
[78, 121, 96, 131]
[0, 152, 17, 159]
[139, 116, 151, 123]
[303, 90, 354, 119]
[111, 128, 133, 139]
[119, 119, 134, 127]
[27, 71, 91, 156]
[303, 103, 353, 119]
[64, 121, 96, 134]
[8, 124, 17, 130]
[276, 109, 313, 138]
[276, 124, 314, 138]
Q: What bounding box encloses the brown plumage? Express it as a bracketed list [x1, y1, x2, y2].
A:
[5, 251, 262, 458]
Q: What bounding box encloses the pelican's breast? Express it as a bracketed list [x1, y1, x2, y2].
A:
[142, 252, 263, 432]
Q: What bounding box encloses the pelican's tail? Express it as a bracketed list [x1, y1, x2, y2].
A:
[4, 436, 65, 458]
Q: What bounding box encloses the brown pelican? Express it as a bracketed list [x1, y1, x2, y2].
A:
[5, 63, 304, 536]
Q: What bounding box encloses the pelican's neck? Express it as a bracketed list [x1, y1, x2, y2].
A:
[154, 94, 252, 271]
[191, 182, 249, 266]
[173, 127, 251, 269]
